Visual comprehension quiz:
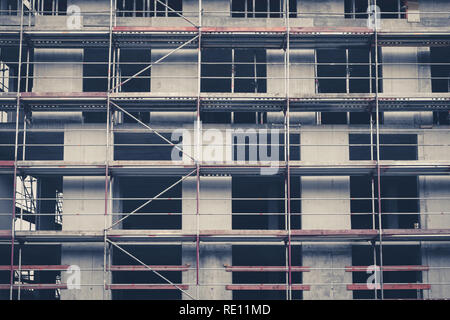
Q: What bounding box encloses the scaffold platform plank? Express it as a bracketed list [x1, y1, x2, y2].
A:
[226, 284, 310, 291]
[347, 284, 431, 290]
[2, 228, 449, 243]
[2, 92, 450, 112]
[2, 28, 450, 49]
[6, 160, 449, 177]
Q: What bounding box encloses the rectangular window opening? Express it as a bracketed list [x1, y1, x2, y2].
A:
[201, 49, 267, 94]
[112, 245, 182, 300]
[231, 0, 297, 18]
[232, 245, 302, 300]
[116, 0, 182, 17]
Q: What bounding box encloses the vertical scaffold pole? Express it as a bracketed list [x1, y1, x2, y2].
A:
[10, 0, 25, 301]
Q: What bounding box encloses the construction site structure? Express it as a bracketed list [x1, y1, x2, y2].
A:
[0, 0, 450, 300]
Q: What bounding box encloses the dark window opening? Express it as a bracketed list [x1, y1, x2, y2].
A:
[0, 131, 64, 161]
[232, 245, 302, 300]
[350, 134, 417, 161]
[0, 47, 30, 93]
[201, 112, 231, 124]
[25, 131, 64, 161]
[34, 0, 67, 16]
[316, 48, 381, 94]
[345, 0, 368, 19]
[234, 112, 256, 124]
[321, 112, 348, 125]
[36, 177, 63, 231]
[350, 176, 419, 229]
[118, 49, 151, 93]
[232, 177, 300, 230]
[349, 112, 383, 125]
[289, 133, 300, 161]
[117, 49, 151, 123]
[231, 0, 297, 18]
[201, 49, 266, 93]
[114, 132, 174, 161]
[0, 60, 10, 93]
[83, 49, 108, 123]
[430, 47, 450, 125]
[317, 49, 347, 94]
[378, 0, 407, 19]
[5, 245, 61, 300]
[117, 0, 182, 17]
[352, 245, 422, 299]
[0, 130, 63, 161]
[112, 245, 181, 300]
[119, 177, 181, 230]
[83, 49, 108, 92]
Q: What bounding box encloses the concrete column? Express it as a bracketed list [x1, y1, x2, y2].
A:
[419, 130, 450, 299]
[382, 47, 433, 126]
[300, 127, 352, 299]
[298, 0, 344, 25]
[60, 124, 110, 300]
[32, 48, 83, 124]
[203, 0, 229, 18]
[150, 49, 197, 125]
[267, 48, 316, 125]
[182, 177, 232, 300]
[151, 49, 197, 94]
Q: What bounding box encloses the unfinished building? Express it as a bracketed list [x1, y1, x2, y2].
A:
[0, 0, 449, 300]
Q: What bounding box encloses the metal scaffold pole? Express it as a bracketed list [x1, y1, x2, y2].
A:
[103, 0, 115, 301]
[373, 0, 385, 300]
[195, 0, 202, 300]
[9, 0, 25, 301]
[284, 0, 292, 301]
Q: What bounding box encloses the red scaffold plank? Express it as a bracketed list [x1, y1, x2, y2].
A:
[108, 265, 190, 272]
[224, 265, 310, 272]
[113, 26, 198, 32]
[0, 230, 12, 239]
[345, 265, 430, 272]
[226, 284, 310, 291]
[0, 161, 14, 167]
[106, 284, 189, 290]
[290, 27, 374, 34]
[201, 27, 286, 33]
[0, 265, 70, 271]
[0, 284, 68, 290]
[21, 92, 107, 98]
[347, 283, 431, 290]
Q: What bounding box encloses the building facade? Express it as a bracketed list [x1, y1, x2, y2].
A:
[0, 0, 449, 300]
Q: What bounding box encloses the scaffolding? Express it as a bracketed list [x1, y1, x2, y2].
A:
[0, 0, 449, 300]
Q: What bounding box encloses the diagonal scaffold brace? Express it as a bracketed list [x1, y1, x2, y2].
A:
[107, 168, 197, 230]
[109, 34, 199, 93]
[106, 239, 197, 300]
[154, 0, 198, 27]
[109, 101, 197, 162]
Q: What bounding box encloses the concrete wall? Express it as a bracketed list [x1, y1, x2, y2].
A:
[382, 47, 433, 126]
[151, 49, 197, 94]
[60, 124, 110, 300]
[300, 127, 352, 299]
[419, 130, 450, 299]
[32, 48, 83, 123]
[182, 176, 232, 300]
